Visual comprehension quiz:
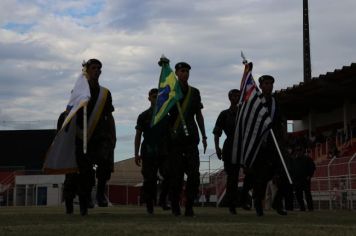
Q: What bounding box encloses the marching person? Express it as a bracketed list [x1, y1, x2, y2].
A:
[213, 89, 241, 214]
[168, 62, 207, 217]
[248, 75, 288, 216]
[292, 146, 316, 211]
[75, 59, 116, 215]
[134, 88, 171, 214]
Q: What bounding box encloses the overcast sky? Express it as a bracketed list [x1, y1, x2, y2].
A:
[0, 0, 355, 171]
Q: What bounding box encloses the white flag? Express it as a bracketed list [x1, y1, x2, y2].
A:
[43, 74, 91, 174]
[62, 74, 91, 130]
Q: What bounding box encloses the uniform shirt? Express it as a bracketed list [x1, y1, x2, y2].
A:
[267, 96, 284, 137]
[213, 107, 238, 162]
[254, 95, 284, 171]
[88, 86, 115, 144]
[261, 96, 285, 148]
[136, 107, 170, 157]
[76, 85, 116, 153]
[169, 86, 203, 148]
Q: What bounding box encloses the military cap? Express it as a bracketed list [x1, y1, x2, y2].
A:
[149, 88, 158, 96]
[258, 75, 275, 84]
[175, 62, 191, 70]
[83, 58, 102, 68]
[228, 89, 241, 99]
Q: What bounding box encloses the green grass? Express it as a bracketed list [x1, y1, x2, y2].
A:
[0, 206, 355, 236]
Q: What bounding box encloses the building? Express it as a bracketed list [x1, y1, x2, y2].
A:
[107, 158, 142, 205]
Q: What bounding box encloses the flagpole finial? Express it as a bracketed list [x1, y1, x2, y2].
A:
[158, 55, 170, 66]
[241, 51, 248, 65]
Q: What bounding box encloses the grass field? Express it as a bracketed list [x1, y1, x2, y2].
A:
[0, 206, 355, 236]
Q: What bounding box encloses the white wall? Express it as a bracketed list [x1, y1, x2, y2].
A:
[15, 175, 64, 185]
[15, 175, 65, 206]
[46, 185, 62, 206]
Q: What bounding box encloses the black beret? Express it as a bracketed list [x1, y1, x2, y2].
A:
[83, 58, 102, 68]
[175, 62, 191, 70]
[228, 89, 240, 96]
[149, 88, 158, 96]
[228, 89, 241, 99]
[258, 75, 275, 84]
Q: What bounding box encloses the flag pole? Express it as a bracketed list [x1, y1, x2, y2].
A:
[270, 129, 293, 184]
[158, 55, 189, 136]
[232, 52, 249, 164]
[83, 105, 87, 154]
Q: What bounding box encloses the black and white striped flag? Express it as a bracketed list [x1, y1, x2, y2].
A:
[231, 62, 272, 167]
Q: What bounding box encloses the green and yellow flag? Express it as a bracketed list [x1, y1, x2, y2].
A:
[151, 56, 182, 126]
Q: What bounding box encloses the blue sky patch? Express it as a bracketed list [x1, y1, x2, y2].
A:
[56, 2, 104, 19]
[3, 22, 35, 33]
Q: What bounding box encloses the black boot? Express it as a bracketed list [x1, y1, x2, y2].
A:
[96, 194, 108, 207]
[160, 203, 171, 211]
[184, 206, 194, 217]
[65, 198, 74, 214]
[240, 190, 252, 210]
[171, 201, 181, 216]
[229, 206, 237, 215]
[184, 202, 195, 217]
[79, 195, 88, 216]
[146, 199, 154, 215]
[272, 193, 287, 216]
[276, 208, 288, 216]
[96, 180, 108, 207]
[254, 200, 264, 217]
[159, 197, 171, 210]
[88, 194, 95, 209]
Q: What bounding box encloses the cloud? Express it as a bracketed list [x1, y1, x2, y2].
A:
[0, 0, 355, 163]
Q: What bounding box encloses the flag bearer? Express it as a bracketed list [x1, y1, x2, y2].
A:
[168, 62, 207, 217]
[248, 75, 287, 216]
[75, 59, 116, 215]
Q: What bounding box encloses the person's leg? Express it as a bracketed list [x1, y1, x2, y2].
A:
[95, 149, 114, 207]
[240, 172, 253, 210]
[224, 162, 239, 214]
[141, 156, 158, 214]
[169, 150, 184, 216]
[63, 173, 77, 214]
[272, 188, 287, 215]
[304, 179, 314, 211]
[76, 147, 95, 216]
[272, 177, 288, 215]
[77, 169, 95, 216]
[184, 147, 200, 217]
[158, 156, 171, 210]
[295, 181, 306, 211]
[96, 167, 111, 207]
[252, 163, 273, 217]
[284, 183, 294, 211]
[253, 178, 268, 216]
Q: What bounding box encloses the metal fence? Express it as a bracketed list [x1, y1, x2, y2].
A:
[2, 153, 356, 210]
[200, 153, 356, 210]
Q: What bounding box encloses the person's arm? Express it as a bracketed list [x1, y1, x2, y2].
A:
[108, 113, 117, 148]
[134, 129, 143, 166]
[212, 111, 224, 160]
[196, 109, 207, 154]
[214, 134, 222, 160]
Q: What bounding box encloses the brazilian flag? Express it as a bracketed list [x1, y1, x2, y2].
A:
[151, 60, 183, 127]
